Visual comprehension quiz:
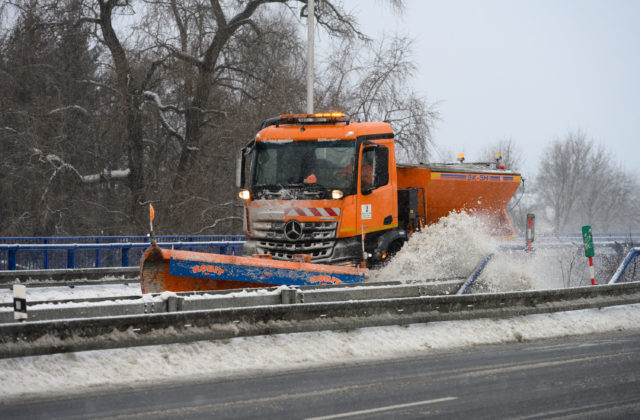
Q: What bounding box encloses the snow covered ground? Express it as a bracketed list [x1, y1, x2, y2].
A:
[1, 212, 638, 402]
[2, 304, 640, 402]
[0, 283, 142, 304]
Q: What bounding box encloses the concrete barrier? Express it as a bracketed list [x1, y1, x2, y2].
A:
[1, 281, 639, 358]
[0, 281, 463, 324]
[0, 267, 139, 286]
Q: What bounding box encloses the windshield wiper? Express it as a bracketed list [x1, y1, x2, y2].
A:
[254, 183, 285, 190]
[303, 182, 328, 191]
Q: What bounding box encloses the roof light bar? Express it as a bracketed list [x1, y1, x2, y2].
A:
[280, 112, 346, 119]
[260, 112, 349, 129]
[278, 112, 348, 125]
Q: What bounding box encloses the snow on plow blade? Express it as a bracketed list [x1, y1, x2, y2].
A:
[140, 245, 368, 293]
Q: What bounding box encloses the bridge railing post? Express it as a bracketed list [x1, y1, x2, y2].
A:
[8, 247, 17, 270]
[94, 238, 101, 268]
[121, 246, 130, 267]
[67, 246, 76, 269]
[43, 239, 49, 269]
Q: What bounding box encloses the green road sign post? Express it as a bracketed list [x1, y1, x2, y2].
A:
[582, 225, 595, 285]
[582, 225, 594, 258]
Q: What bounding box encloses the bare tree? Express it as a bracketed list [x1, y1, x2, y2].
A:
[535, 130, 640, 233]
[0, 1, 104, 235]
[76, 0, 168, 229]
[318, 36, 438, 163]
[479, 137, 523, 171]
[1, 0, 436, 236]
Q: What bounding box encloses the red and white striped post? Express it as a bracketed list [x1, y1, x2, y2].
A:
[588, 256, 595, 286]
[526, 213, 535, 252]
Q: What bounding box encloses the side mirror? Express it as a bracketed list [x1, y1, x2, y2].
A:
[236, 140, 255, 188]
[235, 149, 244, 188]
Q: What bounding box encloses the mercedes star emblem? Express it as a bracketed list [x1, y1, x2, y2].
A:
[284, 220, 303, 241]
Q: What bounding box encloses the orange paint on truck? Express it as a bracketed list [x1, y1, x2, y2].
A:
[237, 113, 522, 267]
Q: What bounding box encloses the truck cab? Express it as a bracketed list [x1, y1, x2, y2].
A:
[237, 113, 404, 266]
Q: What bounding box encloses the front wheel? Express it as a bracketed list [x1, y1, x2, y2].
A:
[369, 238, 405, 268]
[383, 239, 405, 261]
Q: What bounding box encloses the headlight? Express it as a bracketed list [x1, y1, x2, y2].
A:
[331, 189, 344, 200]
[238, 189, 251, 200]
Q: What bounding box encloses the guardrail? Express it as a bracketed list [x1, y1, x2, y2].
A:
[0, 281, 465, 324]
[0, 241, 245, 271]
[0, 267, 140, 286]
[1, 281, 638, 358]
[609, 247, 640, 284]
[456, 253, 494, 295]
[0, 235, 245, 244]
[534, 233, 640, 242]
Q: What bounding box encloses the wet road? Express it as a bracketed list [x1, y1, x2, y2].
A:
[4, 331, 640, 419]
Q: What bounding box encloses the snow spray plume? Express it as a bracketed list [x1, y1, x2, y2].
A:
[372, 211, 498, 283]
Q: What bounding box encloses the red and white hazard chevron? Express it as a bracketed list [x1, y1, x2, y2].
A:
[285, 207, 340, 217]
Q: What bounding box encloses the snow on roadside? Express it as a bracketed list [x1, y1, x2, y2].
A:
[0, 283, 142, 304]
[0, 285, 297, 312]
[2, 303, 640, 402]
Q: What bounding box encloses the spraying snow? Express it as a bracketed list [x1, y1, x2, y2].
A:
[370, 211, 608, 292]
[373, 212, 498, 283]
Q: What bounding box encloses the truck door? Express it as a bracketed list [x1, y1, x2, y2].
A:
[357, 142, 395, 243]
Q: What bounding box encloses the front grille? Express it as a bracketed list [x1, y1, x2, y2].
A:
[252, 221, 337, 262]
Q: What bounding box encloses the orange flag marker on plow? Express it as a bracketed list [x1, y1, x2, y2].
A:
[149, 203, 156, 246]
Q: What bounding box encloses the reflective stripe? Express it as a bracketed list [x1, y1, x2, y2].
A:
[286, 208, 341, 217]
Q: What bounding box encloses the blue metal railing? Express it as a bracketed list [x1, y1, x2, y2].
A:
[534, 233, 640, 243]
[2, 234, 638, 273]
[608, 247, 640, 284]
[0, 240, 245, 271]
[456, 253, 494, 295]
[0, 235, 245, 245]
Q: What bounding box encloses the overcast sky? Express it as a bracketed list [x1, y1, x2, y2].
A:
[332, 0, 640, 178]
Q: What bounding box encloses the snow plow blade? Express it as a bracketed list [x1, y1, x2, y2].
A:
[140, 245, 368, 293]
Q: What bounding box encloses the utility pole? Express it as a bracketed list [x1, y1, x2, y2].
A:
[306, 0, 315, 113]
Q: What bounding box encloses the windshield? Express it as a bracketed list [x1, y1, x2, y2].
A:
[251, 140, 356, 193]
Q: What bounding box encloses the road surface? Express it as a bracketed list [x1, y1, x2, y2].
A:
[3, 331, 640, 419]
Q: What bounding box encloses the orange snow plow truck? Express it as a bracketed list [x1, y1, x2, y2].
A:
[140, 112, 520, 293]
[237, 112, 521, 266]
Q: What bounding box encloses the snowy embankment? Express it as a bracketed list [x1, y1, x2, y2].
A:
[1, 304, 640, 401]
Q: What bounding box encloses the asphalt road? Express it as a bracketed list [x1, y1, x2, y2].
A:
[4, 331, 640, 419]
